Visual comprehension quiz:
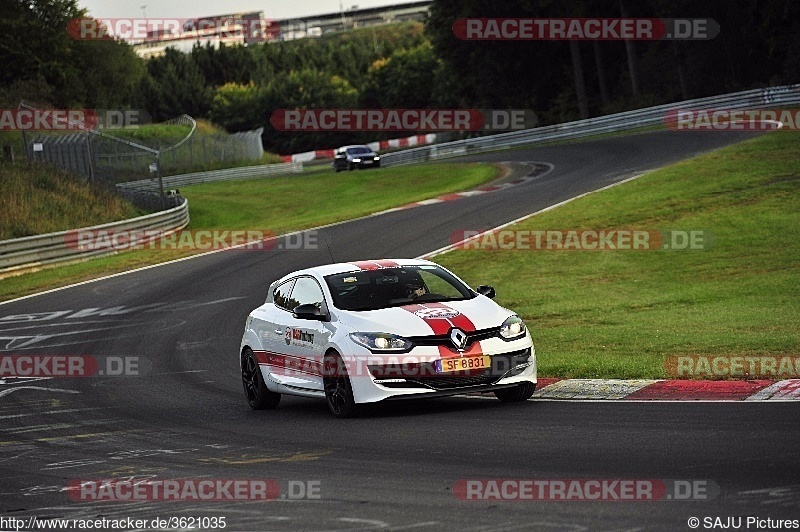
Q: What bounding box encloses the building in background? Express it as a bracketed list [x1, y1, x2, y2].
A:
[132, 11, 277, 59]
[131, 2, 431, 57]
[277, 1, 431, 41]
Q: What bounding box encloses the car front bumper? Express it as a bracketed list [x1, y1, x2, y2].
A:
[346, 337, 536, 404]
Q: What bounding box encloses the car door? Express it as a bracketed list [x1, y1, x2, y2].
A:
[274, 276, 332, 391]
[249, 277, 295, 377]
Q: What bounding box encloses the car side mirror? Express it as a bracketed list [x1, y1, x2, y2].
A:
[293, 303, 328, 321]
[476, 285, 496, 299]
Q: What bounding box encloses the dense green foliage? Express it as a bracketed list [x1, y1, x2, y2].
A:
[0, 0, 144, 107]
[2, 0, 798, 154]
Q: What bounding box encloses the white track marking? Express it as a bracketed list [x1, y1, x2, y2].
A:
[0, 386, 80, 398]
[0, 162, 548, 306]
[420, 170, 646, 259]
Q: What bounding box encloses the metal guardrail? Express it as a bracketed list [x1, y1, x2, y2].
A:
[4, 85, 798, 275]
[116, 161, 303, 192]
[381, 84, 800, 167]
[0, 161, 300, 275]
[0, 198, 190, 274]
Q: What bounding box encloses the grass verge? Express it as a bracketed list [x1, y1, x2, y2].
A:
[182, 164, 495, 232]
[0, 162, 498, 302]
[0, 163, 142, 239]
[435, 131, 800, 379]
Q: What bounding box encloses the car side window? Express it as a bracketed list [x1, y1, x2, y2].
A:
[272, 279, 296, 311]
[290, 277, 326, 311]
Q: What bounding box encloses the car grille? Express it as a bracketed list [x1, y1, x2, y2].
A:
[370, 348, 531, 390]
[407, 326, 502, 349]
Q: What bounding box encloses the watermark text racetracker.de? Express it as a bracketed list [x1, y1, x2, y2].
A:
[269, 109, 537, 132]
[0, 355, 145, 377]
[452, 18, 719, 41]
[261, 351, 526, 379]
[449, 229, 710, 251]
[0, 109, 96, 131]
[67, 17, 279, 41]
[66, 478, 322, 502]
[64, 229, 319, 252]
[454, 479, 719, 501]
[665, 108, 800, 131]
[666, 355, 800, 379]
[0, 108, 151, 131]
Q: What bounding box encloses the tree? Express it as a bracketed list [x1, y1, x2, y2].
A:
[142, 48, 212, 121]
[426, 0, 588, 118]
[0, 0, 146, 108]
[209, 82, 266, 132]
[361, 43, 440, 108]
[72, 39, 145, 108]
[617, 0, 639, 96]
[262, 69, 359, 153]
[0, 0, 84, 90]
[192, 43, 257, 86]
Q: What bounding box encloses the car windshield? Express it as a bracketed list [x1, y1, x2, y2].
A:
[325, 266, 474, 311]
[346, 147, 372, 155]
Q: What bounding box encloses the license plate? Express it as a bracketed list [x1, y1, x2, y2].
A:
[362, 160, 373, 164]
[435, 355, 491, 373]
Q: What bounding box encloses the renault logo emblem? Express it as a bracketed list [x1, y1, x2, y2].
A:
[450, 328, 468, 351]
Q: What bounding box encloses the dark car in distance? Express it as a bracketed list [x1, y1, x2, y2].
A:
[333, 145, 381, 172]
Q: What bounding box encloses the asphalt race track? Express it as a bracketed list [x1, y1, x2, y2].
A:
[2, 131, 798, 531]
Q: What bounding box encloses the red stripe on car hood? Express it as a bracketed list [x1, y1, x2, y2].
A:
[349, 259, 400, 271]
[422, 301, 477, 333]
[399, 302, 482, 359]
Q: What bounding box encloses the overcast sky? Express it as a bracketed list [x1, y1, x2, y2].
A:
[77, 0, 424, 20]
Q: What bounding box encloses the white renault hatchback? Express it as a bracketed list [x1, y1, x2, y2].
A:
[240, 259, 536, 417]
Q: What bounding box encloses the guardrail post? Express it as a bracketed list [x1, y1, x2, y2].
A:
[156, 154, 166, 211]
[85, 131, 96, 184]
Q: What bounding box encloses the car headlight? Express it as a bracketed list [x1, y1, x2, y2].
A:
[499, 315, 527, 340]
[350, 333, 412, 352]
[374, 156, 380, 160]
[352, 158, 362, 163]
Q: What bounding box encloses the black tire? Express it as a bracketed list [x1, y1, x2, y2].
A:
[494, 381, 536, 402]
[241, 348, 281, 410]
[323, 353, 359, 418]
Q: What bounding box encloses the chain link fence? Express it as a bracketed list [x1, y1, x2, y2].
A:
[20, 102, 264, 211]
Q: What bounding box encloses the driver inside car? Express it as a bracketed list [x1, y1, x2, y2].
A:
[404, 282, 426, 299]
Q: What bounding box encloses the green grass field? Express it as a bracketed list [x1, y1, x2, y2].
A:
[3, 132, 796, 380]
[0, 162, 498, 301]
[182, 164, 496, 232]
[435, 131, 800, 379]
[0, 164, 142, 239]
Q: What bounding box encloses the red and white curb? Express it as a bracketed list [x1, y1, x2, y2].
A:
[376, 162, 553, 216]
[525, 378, 800, 401]
[281, 134, 438, 163]
[745, 379, 800, 401]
